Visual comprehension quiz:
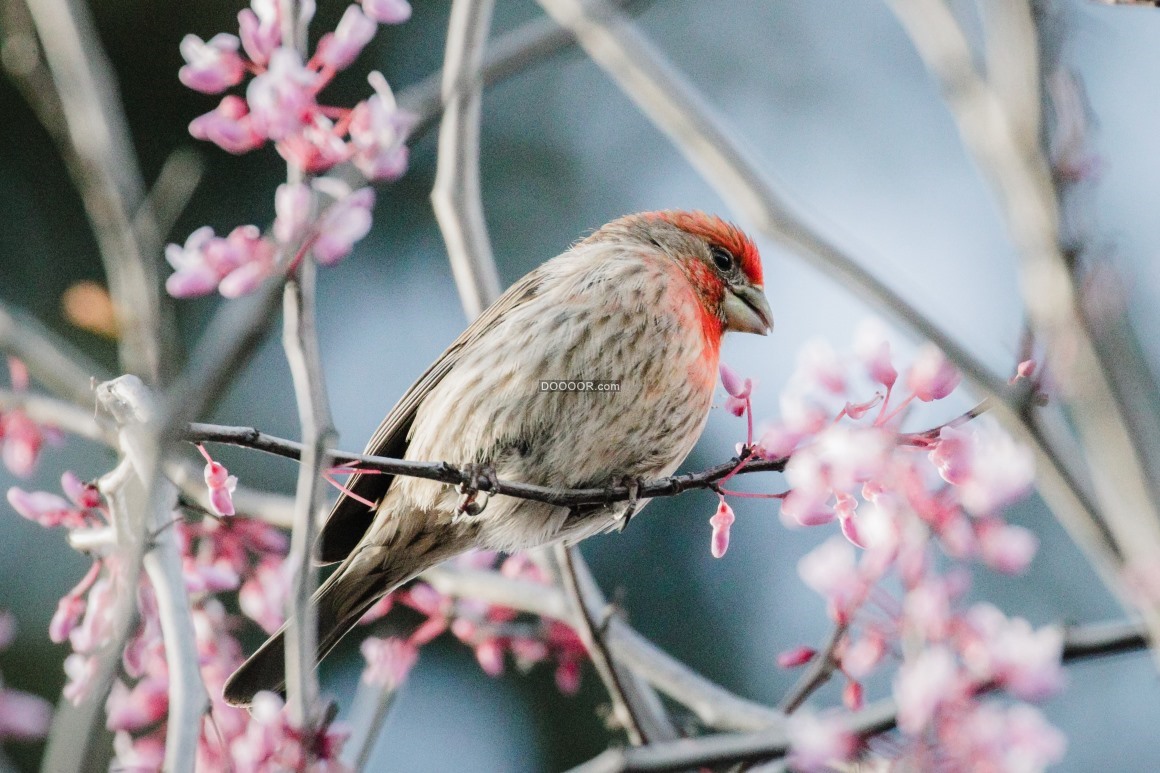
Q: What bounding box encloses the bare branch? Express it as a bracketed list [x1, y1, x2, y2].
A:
[886, 0, 1160, 654]
[556, 545, 674, 743]
[430, 0, 502, 318]
[281, 262, 336, 728]
[18, 0, 169, 382]
[0, 300, 109, 406]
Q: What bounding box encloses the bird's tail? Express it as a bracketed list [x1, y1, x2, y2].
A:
[222, 543, 421, 708]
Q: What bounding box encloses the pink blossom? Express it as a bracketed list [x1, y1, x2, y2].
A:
[362, 0, 411, 24]
[1010, 357, 1037, 384]
[62, 653, 96, 704]
[179, 33, 245, 93]
[785, 711, 856, 773]
[311, 182, 375, 264]
[719, 362, 752, 399]
[894, 645, 960, 734]
[853, 318, 898, 388]
[360, 636, 419, 689]
[274, 182, 313, 245]
[316, 6, 377, 70]
[798, 537, 865, 623]
[555, 658, 581, 695]
[776, 645, 816, 668]
[794, 338, 846, 394]
[841, 631, 885, 679]
[0, 686, 52, 741]
[113, 731, 165, 772]
[906, 344, 961, 402]
[930, 424, 972, 486]
[709, 498, 735, 558]
[953, 701, 1066, 771]
[961, 604, 1064, 700]
[246, 48, 319, 141]
[955, 423, 1035, 516]
[7, 487, 82, 528]
[977, 520, 1038, 574]
[189, 96, 265, 155]
[200, 445, 238, 516]
[349, 73, 415, 181]
[275, 115, 352, 173]
[474, 638, 505, 677]
[239, 559, 288, 633]
[237, 0, 281, 66]
[106, 676, 169, 732]
[842, 680, 863, 710]
[0, 409, 44, 477]
[166, 226, 275, 300]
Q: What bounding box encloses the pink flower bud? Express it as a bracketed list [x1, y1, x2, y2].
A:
[906, 344, 961, 402]
[978, 521, 1038, 575]
[1, 410, 43, 477]
[246, 48, 318, 141]
[178, 33, 245, 93]
[719, 362, 751, 399]
[854, 318, 898, 388]
[842, 680, 864, 711]
[6, 487, 77, 528]
[316, 6, 377, 70]
[776, 646, 817, 669]
[1010, 358, 1037, 384]
[312, 185, 375, 264]
[555, 658, 581, 695]
[361, 0, 411, 24]
[709, 499, 735, 559]
[274, 182, 313, 245]
[62, 471, 101, 509]
[50, 594, 87, 644]
[723, 395, 747, 417]
[474, 638, 505, 677]
[360, 636, 418, 689]
[930, 425, 972, 485]
[510, 637, 548, 664]
[189, 96, 264, 155]
[238, 0, 281, 66]
[409, 616, 448, 646]
[450, 617, 478, 643]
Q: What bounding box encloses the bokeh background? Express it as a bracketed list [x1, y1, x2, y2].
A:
[3, 0, 1160, 770]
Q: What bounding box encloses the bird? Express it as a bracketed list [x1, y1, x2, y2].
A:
[223, 210, 773, 706]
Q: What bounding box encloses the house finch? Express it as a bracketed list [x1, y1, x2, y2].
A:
[223, 210, 772, 705]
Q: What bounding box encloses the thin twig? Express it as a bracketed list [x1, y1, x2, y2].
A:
[557, 545, 647, 744]
[777, 623, 847, 714]
[567, 617, 1151, 772]
[0, 300, 109, 406]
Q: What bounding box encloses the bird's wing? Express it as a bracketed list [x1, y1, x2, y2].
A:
[315, 269, 546, 563]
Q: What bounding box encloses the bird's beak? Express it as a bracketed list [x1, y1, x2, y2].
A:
[722, 284, 773, 335]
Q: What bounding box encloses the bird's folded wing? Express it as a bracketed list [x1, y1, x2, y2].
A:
[315, 270, 546, 563]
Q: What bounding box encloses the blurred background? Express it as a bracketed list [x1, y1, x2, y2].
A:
[2, 0, 1160, 769]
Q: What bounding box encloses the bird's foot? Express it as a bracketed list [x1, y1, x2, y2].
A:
[454, 463, 498, 522]
[612, 475, 645, 533]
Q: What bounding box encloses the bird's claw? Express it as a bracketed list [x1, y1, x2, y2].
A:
[454, 463, 498, 521]
[613, 475, 644, 533]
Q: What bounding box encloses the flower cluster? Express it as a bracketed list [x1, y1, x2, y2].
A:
[357, 551, 588, 696]
[714, 322, 1062, 771]
[0, 358, 60, 478]
[167, 0, 415, 299]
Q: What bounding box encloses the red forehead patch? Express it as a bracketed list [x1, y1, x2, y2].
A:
[650, 210, 764, 285]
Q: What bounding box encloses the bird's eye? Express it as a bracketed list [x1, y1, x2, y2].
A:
[710, 246, 735, 273]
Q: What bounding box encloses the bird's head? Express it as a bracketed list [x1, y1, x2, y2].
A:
[589, 210, 773, 340]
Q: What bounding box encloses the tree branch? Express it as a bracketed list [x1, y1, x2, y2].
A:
[429, 0, 502, 319]
[17, 0, 170, 382]
[886, 0, 1160, 658]
[568, 617, 1151, 772]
